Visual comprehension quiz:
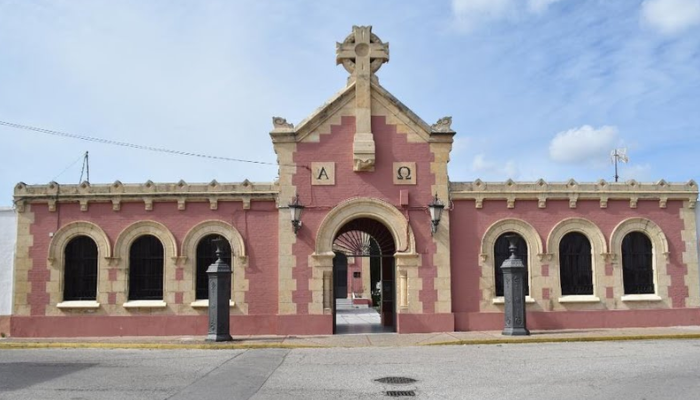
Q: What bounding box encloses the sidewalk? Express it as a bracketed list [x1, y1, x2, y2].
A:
[2, 325, 700, 350]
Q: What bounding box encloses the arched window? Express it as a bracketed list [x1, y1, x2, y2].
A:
[129, 235, 164, 300]
[64, 235, 98, 301]
[559, 232, 593, 295]
[494, 233, 529, 297]
[622, 232, 654, 294]
[195, 234, 232, 300]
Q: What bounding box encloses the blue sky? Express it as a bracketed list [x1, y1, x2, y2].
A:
[1, 0, 699, 207]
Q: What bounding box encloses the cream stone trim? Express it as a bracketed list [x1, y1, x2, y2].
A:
[546, 218, 607, 304]
[190, 300, 236, 308]
[181, 220, 248, 312]
[113, 221, 177, 302]
[609, 218, 669, 301]
[123, 300, 167, 308]
[312, 197, 419, 314]
[479, 219, 542, 309]
[46, 221, 111, 307]
[450, 179, 698, 207]
[557, 295, 601, 303]
[492, 296, 536, 305]
[56, 300, 100, 309]
[621, 294, 663, 302]
[680, 201, 700, 307]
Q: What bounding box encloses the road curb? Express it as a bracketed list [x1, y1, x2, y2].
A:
[1, 333, 700, 350]
[426, 333, 700, 346]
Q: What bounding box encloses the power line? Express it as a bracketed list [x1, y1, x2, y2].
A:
[0, 120, 279, 166]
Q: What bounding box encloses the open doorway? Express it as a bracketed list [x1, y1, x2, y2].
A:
[332, 218, 396, 334]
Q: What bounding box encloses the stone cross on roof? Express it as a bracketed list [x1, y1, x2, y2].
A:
[336, 26, 390, 78]
[335, 26, 389, 172]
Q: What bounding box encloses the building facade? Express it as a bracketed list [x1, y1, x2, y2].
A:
[0, 207, 17, 336]
[8, 27, 700, 337]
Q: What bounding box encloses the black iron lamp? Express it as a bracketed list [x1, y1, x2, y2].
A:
[428, 194, 444, 235]
[288, 194, 304, 234]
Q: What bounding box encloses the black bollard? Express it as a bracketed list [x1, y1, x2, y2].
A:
[501, 234, 530, 336]
[206, 237, 233, 342]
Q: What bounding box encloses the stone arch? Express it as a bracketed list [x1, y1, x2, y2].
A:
[479, 219, 542, 303]
[546, 218, 607, 302]
[47, 221, 111, 304]
[315, 197, 415, 256]
[113, 220, 177, 262]
[610, 218, 669, 299]
[181, 220, 246, 261]
[181, 220, 248, 311]
[311, 197, 418, 315]
[546, 218, 607, 255]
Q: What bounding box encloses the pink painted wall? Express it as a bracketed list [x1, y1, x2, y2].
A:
[450, 198, 694, 330]
[25, 200, 279, 316]
[291, 115, 438, 314]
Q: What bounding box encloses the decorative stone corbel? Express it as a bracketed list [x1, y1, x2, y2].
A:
[48, 199, 57, 212]
[144, 198, 153, 211]
[599, 195, 608, 209]
[475, 195, 484, 209]
[629, 196, 638, 209]
[242, 196, 251, 210]
[537, 195, 547, 209]
[506, 195, 515, 209]
[659, 196, 668, 209]
[79, 199, 89, 212]
[568, 194, 578, 209]
[209, 197, 218, 210]
[112, 198, 121, 212]
[177, 198, 186, 211]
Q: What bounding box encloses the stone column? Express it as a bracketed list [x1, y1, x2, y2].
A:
[501, 234, 530, 336]
[206, 237, 233, 342]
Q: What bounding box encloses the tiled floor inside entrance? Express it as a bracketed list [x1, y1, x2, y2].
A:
[335, 308, 394, 334]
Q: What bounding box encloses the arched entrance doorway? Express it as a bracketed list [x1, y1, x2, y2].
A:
[332, 217, 396, 334]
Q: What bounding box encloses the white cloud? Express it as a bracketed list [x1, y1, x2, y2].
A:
[641, 0, 700, 35]
[549, 125, 619, 165]
[527, 0, 564, 14]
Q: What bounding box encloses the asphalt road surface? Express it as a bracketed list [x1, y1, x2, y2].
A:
[1, 339, 700, 399]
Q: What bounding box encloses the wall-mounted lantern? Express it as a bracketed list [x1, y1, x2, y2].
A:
[428, 194, 444, 235]
[288, 194, 304, 235]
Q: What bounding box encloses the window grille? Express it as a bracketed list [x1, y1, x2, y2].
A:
[494, 233, 529, 297]
[622, 232, 654, 294]
[195, 234, 231, 300]
[64, 235, 98, 301]
[559, 232, 593, 295]
[129, 235, 164, 300]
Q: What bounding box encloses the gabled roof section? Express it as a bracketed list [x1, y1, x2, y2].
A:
[269, 80, 456, 144]
[269, 83, 355, 143]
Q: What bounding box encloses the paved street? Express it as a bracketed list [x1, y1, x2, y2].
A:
[1, 339, 700, 399]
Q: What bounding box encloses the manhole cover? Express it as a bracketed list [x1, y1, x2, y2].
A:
[375, 377, 417, 384]
[385, 390, 416, 397]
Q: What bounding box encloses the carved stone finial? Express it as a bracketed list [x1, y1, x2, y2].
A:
[336, 26, 389, 77]
[272, 117, 294, 130]
[431, 117, 454, 133]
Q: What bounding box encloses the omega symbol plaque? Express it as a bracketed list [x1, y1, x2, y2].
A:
[393, 162, 416, 185]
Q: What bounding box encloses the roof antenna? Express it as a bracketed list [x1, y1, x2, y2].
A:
[79, 151, 90, 184]
[610, 148, 628, 182]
